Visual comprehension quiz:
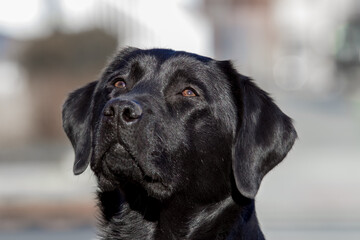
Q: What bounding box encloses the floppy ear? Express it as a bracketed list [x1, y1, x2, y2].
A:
[62, 81, 97, 175]
[219, 61, 297, 199]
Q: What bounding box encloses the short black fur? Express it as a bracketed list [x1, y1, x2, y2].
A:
[62, 47, 297, 239]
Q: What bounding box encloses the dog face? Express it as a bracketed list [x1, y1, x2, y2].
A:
[63, 48, 296, 201]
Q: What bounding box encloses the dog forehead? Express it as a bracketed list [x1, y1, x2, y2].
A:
[111, 48, 211, 68]
[128, 48, 213, 63]
[126, 49, 213, 76]
[108, 49, 222, 87]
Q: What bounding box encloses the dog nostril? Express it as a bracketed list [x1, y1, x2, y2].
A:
[103, 99, 143, 123]
[122, 106, 142, 122]
[103, 106, 115, 117]
[122, 108, 132, 122]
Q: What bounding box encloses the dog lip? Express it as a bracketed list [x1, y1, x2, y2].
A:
[143, 172, 170, 189]
[98, 142, 158, 183]
[144, 174, 161, 183]
[95, 136, 132, 161]
[94, 139, 169, 189]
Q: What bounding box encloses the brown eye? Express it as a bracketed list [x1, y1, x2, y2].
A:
[182, 88, 197, 97]
[114, 80, 126, 89]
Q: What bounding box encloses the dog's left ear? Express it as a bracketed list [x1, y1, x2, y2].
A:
[62, 81, 97, 175]
[218, 61, 297, 199]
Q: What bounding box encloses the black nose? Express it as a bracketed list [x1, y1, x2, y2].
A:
[103, 99, 143, 124]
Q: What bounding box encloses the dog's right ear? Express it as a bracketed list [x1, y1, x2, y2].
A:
[62, 81, 97, 175]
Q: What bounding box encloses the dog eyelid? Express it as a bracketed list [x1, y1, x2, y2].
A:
[181, 88, 198, 97]
[114, 79, 126, 89]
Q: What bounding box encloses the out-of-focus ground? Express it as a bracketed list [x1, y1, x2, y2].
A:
[1, 0, 360, 239]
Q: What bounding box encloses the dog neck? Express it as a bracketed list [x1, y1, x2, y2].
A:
[97, 185, 264, 240]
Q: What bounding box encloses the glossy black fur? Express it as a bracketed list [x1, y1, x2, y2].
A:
[62, 47, 297, 240]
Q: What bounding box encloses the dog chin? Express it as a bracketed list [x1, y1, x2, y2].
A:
[142, 179, 174, 200]
[96, 173, 119, 192]
[95, 159, 174, 200]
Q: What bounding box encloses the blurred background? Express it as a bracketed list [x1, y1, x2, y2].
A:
[0, 0, 359, 239]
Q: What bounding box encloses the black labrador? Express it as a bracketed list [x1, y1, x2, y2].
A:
[62, 47, 297, 240]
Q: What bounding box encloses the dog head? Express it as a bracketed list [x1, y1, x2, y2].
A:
[62, 47, 296, 201]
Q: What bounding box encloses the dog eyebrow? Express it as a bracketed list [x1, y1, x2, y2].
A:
[169, 69, 198, 85]
[168, 69, 208, 96]
[128, 61, 144, 81]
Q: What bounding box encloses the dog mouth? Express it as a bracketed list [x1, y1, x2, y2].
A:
[91, 132, 175, 199]
[96, 141, 166, 188]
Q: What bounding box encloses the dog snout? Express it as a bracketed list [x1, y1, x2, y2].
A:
[103, 99, 143, 125]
